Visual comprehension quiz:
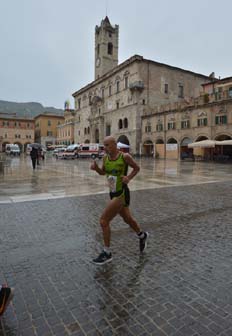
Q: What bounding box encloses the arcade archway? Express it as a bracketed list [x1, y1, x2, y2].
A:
[143, 140, 154, 156]
[180, 137, 193, 160]
[117, 135, 130, 145]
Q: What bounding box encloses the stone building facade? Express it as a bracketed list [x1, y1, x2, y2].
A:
[0, 116, 34, 152]
[72, 17, 212, 155]
[142, 77, 232, 159]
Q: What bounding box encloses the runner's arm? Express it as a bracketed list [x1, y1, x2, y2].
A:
[122, 153, 140, 183]
[90, 157, 106, 175]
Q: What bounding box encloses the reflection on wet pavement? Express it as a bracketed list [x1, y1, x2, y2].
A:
[0, 155, 232, 203]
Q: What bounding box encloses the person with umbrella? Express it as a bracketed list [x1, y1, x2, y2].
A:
[30, 145, 39, 170]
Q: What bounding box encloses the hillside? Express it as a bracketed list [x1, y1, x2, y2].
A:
[0, 100, 64, 118]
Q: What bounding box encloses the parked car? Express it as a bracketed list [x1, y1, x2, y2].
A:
[5, 144, 20, 156]
[54, 147, 67, 159]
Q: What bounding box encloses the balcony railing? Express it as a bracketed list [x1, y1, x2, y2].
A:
[129, 81, 144, 91]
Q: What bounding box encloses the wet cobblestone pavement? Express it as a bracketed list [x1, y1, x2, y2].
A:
[1, 178, 232, 335]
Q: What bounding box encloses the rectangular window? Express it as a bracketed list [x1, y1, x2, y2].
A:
[116, 81, 120, 93]
[178, 84, 184, 98]
[47, 131, 53, 136]
[109, 85, 112, 96]
[78, 98, 81, 109]
[168, 122, 176, 130]
[164, 83, 168, 94]
[89, 96, 92, 105]
[106, 125, 111, 136]
[125, 77, 128, 89]
[48, 120, 51, 126]
[156, 124, 163, 132]
[116, 102, 119, 109]
[101, 88, 104, 98]
[197, 118, 208, 126]
[215, 115, 227, 125]
[145, 125, 151, 133]
[181, 120, 190, 129]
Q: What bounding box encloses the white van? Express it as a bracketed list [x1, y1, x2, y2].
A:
[77, 143, 105, 159]
[5, 144, 20, 156]
[62, 144, 80, 159]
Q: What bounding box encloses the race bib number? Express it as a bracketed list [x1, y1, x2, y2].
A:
[107, 175, 117, 193]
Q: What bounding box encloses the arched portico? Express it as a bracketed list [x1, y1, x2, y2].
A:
[214, 134, 232, 159]
[155, 138, 164, 159]
[143, 139, 154, 156]
[166, 138, 178, 159]
[117, 135, 130, 145]
[2, 142, 9, 152]
[195, 135, 209, 142]
[180, 137, 193, 160]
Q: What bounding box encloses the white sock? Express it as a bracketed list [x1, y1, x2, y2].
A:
[103, 247, 111, 255]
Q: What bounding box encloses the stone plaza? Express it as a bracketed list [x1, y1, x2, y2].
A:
[0, 156, 232, 336]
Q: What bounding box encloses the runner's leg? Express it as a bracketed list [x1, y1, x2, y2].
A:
[119, 207, 141, 234]
[100, 196, 124, 247]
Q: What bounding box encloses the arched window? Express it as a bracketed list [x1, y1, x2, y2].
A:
[84, 127, 86, 135]
[118, 119, 123, 129]
[108, 42, 113, 55]
[124, 118, 128, 128]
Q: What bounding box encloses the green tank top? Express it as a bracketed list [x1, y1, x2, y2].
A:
[104, 153, 128, 193]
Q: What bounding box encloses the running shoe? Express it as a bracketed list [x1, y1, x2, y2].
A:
[139, 232, 149, 252]
[93, 251, 112, 265]
[0, 285, 14, 316]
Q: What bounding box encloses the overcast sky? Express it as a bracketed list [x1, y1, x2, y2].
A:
[0, 0, 231, 109]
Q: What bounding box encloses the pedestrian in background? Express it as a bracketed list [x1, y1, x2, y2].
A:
[30, 147, 38, 170]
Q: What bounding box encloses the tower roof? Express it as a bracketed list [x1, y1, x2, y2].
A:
[102, 16, 113, 28]
[103, 16, 110, 24]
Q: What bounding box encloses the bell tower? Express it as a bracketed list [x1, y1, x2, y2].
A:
[95, 16, 119, 80]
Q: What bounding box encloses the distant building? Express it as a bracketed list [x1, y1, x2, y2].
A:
[0, 115, 34, 152]
[72, 17, 212, 155]
[34, 113, 64, 147]
[56, 108, 75, 145]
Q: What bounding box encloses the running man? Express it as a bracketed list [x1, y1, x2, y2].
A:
[90, 136, 148, 265]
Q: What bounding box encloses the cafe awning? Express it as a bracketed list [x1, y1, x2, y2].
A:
[216, 140, 232, 145]
[188, 140, 216, 148]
